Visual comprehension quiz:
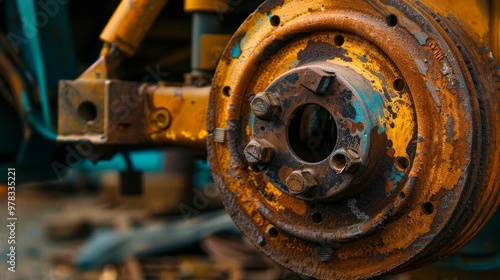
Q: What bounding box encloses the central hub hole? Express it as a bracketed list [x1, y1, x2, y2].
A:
[288, 104, 337, 163]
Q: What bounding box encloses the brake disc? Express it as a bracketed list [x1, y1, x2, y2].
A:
[207, 0, 500, 279]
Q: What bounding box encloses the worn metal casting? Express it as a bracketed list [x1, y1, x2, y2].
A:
[207, 0, 500, 279]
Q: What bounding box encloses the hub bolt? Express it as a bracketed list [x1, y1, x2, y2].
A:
[286, 170, 317, 195]
[300, 69, 335, 95]
[250, 92, 280, 120]
[244, 139, 274, 166]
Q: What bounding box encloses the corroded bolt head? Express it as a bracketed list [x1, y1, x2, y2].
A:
[329, 148, 362, 174]
[250, 92, 280, 120]
[300, 68, 335, 95]
[244, 139, 274, 166]
[285, 170, 317, 195]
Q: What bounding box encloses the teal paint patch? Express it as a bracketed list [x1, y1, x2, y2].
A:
[378, 125, 385, 135]
[231, 42, 242, 58]
[267, 12, 273, 19]
[321, 78, 331, 93]
[352, 102, 365, 124]
[388, 165, 405, 194]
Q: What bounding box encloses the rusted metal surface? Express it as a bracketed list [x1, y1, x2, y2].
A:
[58, 82, 209, 155]
[492, 0, 500, 62]
[58, 80, 147, 145]
[100, 0, 169, 56]
[207, 0, 500, 279]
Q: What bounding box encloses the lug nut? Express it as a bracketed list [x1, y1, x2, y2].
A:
[329, 148, 362, 174]
[286, 170, 317, 195]
[300, 68, 335, 95]
[250, 92, 280, 120]
[244, 139, 274, 166]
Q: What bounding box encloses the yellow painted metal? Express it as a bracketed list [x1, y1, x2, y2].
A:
[200, 34, 231, 70]
[437, 0, 491, 44]
[492, 0, 500, 61]
[100, 0, 168, 56]
[146, 86, 210, 149]
[184, 0, 228, 13]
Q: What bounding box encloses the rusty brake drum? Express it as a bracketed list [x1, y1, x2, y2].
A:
[207, 0, 500, 279]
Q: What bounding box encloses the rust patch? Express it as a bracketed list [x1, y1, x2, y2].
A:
[257, 0, 285, 13]
[445, 116, 457, 143]
[344, 119, 365, 135]
[297, 41, 353, 65]
[428, 40, 445, 63]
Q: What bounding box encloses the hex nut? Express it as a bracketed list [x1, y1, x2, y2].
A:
[286, 170, 317, 195]
[244, 139, 274, 165]
[250, 92, 280, 120]
[329, 148, 362, 174]
[300, 68, 335, 95]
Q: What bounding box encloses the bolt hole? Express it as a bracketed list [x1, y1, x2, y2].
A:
[77, 101, 98, 122]
[393, 78, 406, 91]
[312, 212, 323, 223]
[270, 15, 280, 27]
[399, 192, 406, 199]
[310, 204, 316, 209]
[422, 202, 434, 215]
[331, 153, 348, 171]
[268, 227, 279, 238]
[260, 126, 266, 131]
[334, 35, 345, 47]
[386, 14, 398, 27]
[396, 157, 410, 170]
[222, 86, 231, 97]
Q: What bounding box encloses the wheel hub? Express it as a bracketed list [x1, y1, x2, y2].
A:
[248, 63, 390, 202]
[207, 0, 500, 279]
